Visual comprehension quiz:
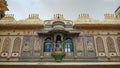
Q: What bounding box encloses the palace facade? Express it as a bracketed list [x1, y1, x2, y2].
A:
[0, 0, 120, 67]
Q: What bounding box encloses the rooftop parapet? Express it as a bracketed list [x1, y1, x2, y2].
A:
[52, 14, 65, 20]
[1, 14, 15, 20]
[104, 14, 115, 20]
[78, 13, 90, 19]
[27, 14, 40, 20]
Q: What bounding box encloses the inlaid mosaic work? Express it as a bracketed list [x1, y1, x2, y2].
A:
[21, 36, 34, 57]
[96, 37, 105, 52]
[106, 37, 116, 52]
[117, 37, 120, 52]
[0, 38, 1, 51]
[2, 37, 11, 53]
[76, 37, 84, 57]
[33, 36, 41, 57]
[85, 36, 96, 57]
[12, 37, 21, 53]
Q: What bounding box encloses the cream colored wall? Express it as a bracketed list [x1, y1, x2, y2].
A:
[0, 29, 37, 60]
[0, 28, 120, 61]
[0, 29, 35, 35]
[83, 29, 120, 35]
[82, 29, 120, 59]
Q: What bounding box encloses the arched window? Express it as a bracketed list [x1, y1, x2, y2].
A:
[117, 37, 120, 52]
[44, 37, 52, 52]
[2, 37, 11, 53]
[12, 37, 21, 53]
[55, 35, 62, 51]
[106, 37, 115, 52]
[96, 37, 105, 52]
[64, 38, 73, 52]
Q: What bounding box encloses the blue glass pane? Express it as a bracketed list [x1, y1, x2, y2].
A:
[64, 39, 73, 52]
[45, 39, 52, 43]
[65, 39, 72, 43]
[44, 38, 52, 52]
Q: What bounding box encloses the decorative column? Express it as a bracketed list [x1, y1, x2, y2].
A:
[19, 36, 24, 58]
[113, 36, 119, 56]
[73, 36, 77, 59]
[103, 36, 109, 58]
[8, 37, 14, 59]
[0, 36, 4, 54]
[40, 35, 44, 59]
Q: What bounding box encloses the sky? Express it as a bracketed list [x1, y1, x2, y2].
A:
[6, 0, 120, 20]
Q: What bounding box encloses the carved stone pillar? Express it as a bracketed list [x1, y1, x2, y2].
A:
[113, 36, 119, 56]
[73, 36, 77, 58]
[9, 37, 14, 58]
[40, 35, 44, 59]
[0, 36, 4, 54]
[103, 36, 109, 57]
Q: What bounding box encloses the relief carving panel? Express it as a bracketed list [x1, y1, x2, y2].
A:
[85, 36, 96, 57]
[33, 36, 41, 56]
[2, 37, 11, 53]
[76, 37, 84, 57]
[86, 37, 94, 52]
[1, 37, 11, 57]
[21, 36, 34, 57]
[106, 37, 116, 52]
[12, 37, 21, 53]
[96, 37, 105, 52]
[0, 38, 1, 52]
[12, 37, 21, 57]
[117, 37, 120, 52]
